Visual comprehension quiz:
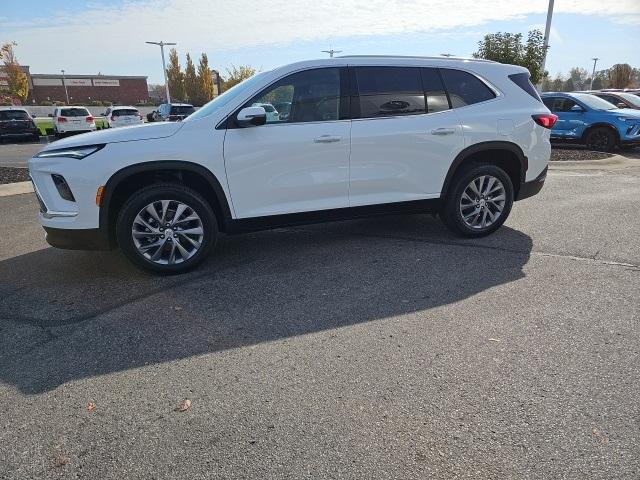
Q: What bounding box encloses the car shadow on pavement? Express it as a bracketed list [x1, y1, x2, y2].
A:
[0, 214, 533, 394]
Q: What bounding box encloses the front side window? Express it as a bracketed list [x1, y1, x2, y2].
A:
[440, 69, 496, 108]
[245, 68, 341, 124]
[355, 67, 425, 118]
[554, 98, 579, 112]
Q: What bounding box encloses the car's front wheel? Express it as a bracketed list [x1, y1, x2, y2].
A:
[440, 163, 514, 237]
[585, 127, 616, 152]
[116, 184, 218, 274]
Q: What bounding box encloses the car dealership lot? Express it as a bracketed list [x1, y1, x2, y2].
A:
[1, 158, 639, 479]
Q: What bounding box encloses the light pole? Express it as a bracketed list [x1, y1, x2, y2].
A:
[61, 69, 69, 104]
[589, 58, 599, 90]
[538, 0, 555, 89]
[322, 48, 342, 58]
[146, 41, 176, 103]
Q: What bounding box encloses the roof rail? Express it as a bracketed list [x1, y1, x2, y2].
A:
[337, 54, 496, 63]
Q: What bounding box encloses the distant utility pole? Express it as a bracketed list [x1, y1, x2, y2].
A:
[61, 69, 69, 104]
[322, 48, 342, 58]
[589, 58, 599, 90]
[539, 0, 555, 89]
[146, 40, 176, 103]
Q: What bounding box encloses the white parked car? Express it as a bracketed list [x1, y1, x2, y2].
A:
[103, 106, 144, 128]
[251, 102, 280, 122]
[30, 56, 554, 274]
[51, 106, 96, 137]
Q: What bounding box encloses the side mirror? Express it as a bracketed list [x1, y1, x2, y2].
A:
[617, 102, 626, 108]
[236, 106, 266, 127]
[570, 105, 584, 113]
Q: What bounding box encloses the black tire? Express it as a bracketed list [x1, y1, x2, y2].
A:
[440, 163, 514, 238]
[116, 184, 218, 275]
[585, 127, 616, 152]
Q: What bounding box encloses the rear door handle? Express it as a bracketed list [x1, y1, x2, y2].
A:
[431, 128, 456, 135]
[314, 135, 342, 143]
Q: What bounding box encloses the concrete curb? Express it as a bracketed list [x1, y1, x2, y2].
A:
[0, 181, 33, 197]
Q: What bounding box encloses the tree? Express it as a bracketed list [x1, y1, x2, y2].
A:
[196, 53, 216, 106]
[562, 77, 575, 92]
[166, 48, 185, 102]
[550, 74, 564, 92]
[608, 64, 633, 89]
[568, 67, 589, 91]
[221, 65, 256, 92]
[0, 42, 29, 103]
[183, 53, 198, 104]
[473, 29, 547, 84]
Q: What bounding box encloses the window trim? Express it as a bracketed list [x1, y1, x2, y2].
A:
[223, 66, 349, 129]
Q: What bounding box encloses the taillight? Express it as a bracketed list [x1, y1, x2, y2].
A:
[86, 116, 94, 122]
[532, 113, 558, 129]
[57, 117, 67, 122]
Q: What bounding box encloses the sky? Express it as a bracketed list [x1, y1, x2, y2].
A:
[2, 0, 639, 84]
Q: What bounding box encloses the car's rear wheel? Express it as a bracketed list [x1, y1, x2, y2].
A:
[440, 163, 514, 237]
[585, 127, 616, 152]
[116, 184, 218, 274]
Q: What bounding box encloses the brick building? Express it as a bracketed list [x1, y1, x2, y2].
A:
[29, 73, 149, 105]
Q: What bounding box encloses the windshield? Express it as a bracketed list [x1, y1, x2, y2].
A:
[618, 92, 640, 108]
[185, 72, 268, 122]
[0, 110, 30, 120]
[61, 108, 90, 117]
[572, 93, 617, 111]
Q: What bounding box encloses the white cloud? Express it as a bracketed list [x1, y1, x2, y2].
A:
[2, 0, 639, 73]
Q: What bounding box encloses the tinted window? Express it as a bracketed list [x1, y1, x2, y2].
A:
[246, 68, 341, 124]
[170, 105, 195, 115]
[542, 97, 555, 110]
[441, 69, 496, 107]
[509, 73, 541, 102]
[112, 109, 139, 117]
[355, 67, 425, 118]
[0, 110, 30, 120]
[421, 68, 449, 113]
[554, 98, 579, 112]
[60, 108, 90, 117]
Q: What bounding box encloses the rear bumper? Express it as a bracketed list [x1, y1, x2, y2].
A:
[43, 226, 113, 251]
[0, 130, 39, 138]
[516, 166, 547, 201]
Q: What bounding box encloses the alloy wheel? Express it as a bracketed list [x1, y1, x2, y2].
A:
[459, 175, 506, 230]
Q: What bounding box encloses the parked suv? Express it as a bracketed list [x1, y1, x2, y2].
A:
[150, 103, 195, 122]
[103, 106, 144, 128]
[51, 106, 96, 137]
[586, 91, 640, 110]
[29, 56, 553, 274]
[0, 107, 40, 143]
[541, 92, 640, 151]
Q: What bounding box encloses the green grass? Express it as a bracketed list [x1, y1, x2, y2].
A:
[34, 117, 107, 136]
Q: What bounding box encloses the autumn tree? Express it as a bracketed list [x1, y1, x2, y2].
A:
[608, 64, 633, 89]
[183, 53, 198, 104]
[473, 29, 547, 84]
[0, 42, 29, 103]
[196, 53, 215, 105]
[166, 48, 185, 102]
[221, 65, 256, 92]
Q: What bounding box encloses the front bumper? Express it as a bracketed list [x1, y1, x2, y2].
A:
[516, 166, 547, 201]
[43, 226, 112, 250]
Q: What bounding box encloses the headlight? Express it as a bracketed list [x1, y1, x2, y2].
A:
[35, 144, 104, 160]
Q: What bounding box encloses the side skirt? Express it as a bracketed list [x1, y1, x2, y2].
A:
[225, 198, 441, 235]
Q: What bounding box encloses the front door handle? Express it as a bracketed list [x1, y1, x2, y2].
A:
[431, 128, 456, 135]
[314, 135, 342, 143]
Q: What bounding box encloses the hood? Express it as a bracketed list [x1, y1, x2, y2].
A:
[614, 108, 640, 118]
[40, 122, 184, 151]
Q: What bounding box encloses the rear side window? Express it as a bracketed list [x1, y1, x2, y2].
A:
[508, 73, 541, 102]
[113, 109, 139, 117]
[440, 69, 496, 108]
[60, 108, 90, 117]
[421, 68, 450, 113]
[0, 110, 30, 120]
[355, 67, 426, 118]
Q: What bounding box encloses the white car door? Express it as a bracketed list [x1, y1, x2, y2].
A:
[224, 67, 350, 219]
[349, 66, 465, 205]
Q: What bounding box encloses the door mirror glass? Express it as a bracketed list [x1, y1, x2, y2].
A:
[569, 105, 584, 113]
[237, 106, 267, 127]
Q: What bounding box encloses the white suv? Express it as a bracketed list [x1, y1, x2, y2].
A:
[52, 106, 96, 137]
[29, 56, 554, 274]
[103, 106, 144, 128]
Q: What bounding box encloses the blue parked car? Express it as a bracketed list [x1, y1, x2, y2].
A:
[541, 92, 640, 151]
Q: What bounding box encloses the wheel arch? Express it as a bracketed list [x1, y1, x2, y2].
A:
[100, 160, 233, 246]
[441, 141, 527, 198]
[581, 123, 620, 144]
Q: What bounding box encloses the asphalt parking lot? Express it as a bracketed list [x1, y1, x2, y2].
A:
[1, 156, 639, 479]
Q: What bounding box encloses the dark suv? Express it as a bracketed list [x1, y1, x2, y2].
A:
[0, 108, 40, 143]
[150, 103, 195, 122]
